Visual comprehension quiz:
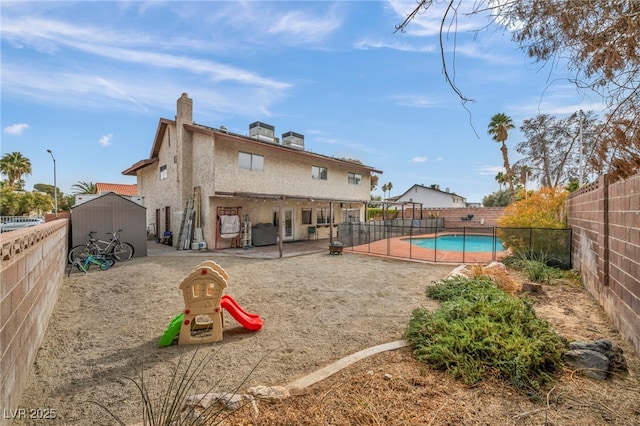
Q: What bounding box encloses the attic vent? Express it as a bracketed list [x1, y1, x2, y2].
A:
[249, 121, 276, 143]
[282, 131, 304, 150]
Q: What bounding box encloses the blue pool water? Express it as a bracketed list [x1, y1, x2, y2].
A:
[408, 235, 504, 252]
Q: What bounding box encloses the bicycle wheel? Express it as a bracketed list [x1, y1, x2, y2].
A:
[68, 245, 91, 263]
[100, 259, 115, 270]
[112, 242, 134, 261]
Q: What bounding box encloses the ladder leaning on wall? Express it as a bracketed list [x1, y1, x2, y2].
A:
[176, 197, 194, 250]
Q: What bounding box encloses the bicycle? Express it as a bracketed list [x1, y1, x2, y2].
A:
[67, 254, 115, 275]
[68, 229, 135, 263]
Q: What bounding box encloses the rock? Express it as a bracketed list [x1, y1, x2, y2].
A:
[563, 349, 610, 380]
[247, 385, 290, 400]
[183, 392, 244, 412]
[563, 338, 628, 380]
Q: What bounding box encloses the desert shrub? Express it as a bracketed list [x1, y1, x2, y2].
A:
[405, 276, 566, 393]
[506, 251, 579, 283]
[92, 348, 255, 425]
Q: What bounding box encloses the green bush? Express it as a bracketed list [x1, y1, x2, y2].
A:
[405, 277, 566, 392]
[505, 251, 579, 283]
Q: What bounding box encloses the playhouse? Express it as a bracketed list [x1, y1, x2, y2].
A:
[159, 260, 263, 347]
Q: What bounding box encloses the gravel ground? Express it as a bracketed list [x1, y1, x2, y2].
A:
[16, 250, 454, 425]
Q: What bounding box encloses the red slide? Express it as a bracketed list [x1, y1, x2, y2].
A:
[220, 295, 263, 331]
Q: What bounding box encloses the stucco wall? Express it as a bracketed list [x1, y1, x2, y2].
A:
[0, 220, 68, 425]
[210, 133, 371, 201]
[567, 174, 640, 357]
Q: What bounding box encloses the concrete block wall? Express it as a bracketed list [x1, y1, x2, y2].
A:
[0, 220, 68, 425]
[567, 174, 640, 357]
[400, 207, 505, 228]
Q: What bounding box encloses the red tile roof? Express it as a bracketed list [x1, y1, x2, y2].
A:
[96, 183, 138, 196]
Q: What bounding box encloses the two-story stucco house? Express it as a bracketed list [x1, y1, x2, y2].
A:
[122, 93, 382, 250]
[389, 184, 467, 208]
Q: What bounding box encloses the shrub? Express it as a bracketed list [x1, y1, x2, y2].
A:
[91, 348, 255, 425]
[405, 276, 566, 393]
[496, 187, 571, 268]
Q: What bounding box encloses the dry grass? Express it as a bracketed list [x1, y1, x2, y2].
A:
[225, 267, 640, 426]
[227, 347, 640, 426]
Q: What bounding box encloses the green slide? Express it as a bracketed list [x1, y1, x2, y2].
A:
[159, 313, 184, 347]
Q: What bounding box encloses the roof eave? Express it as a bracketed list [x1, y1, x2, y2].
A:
[122, 158, 158, 176]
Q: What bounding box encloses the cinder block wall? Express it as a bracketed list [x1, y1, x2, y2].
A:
[567, 174, 640, 357]
[400, 207, 505, 228]
[0, 220, 68, 425]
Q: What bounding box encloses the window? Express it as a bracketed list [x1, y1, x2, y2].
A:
[301, 208, 312, 225]
[316, 207, 334, 225]
[159, 165, 167, 180]
[348, 172, 361, 185]
[312, 166, 327, 180]
[239, 152, 264, 171]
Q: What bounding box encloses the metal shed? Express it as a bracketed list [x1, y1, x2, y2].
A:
[70, 192, 147, 257]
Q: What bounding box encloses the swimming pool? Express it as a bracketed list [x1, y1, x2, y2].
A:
[407, 235, 505, 252]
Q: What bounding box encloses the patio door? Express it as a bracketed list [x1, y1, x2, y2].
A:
[273, 208, 294, 241]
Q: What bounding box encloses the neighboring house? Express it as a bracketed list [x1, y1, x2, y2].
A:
[389, 184, 467, 208]
[122, 93, 382, 249]
[75, 183, 142, 206]
[96, 182, 138, 196]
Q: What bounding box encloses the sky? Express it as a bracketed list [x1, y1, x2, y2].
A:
[1, 0, 604, 204]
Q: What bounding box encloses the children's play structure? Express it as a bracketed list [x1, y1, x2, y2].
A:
[159, 260, 263, 347]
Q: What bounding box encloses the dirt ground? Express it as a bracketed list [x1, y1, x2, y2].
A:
[17, 249, 640, 425]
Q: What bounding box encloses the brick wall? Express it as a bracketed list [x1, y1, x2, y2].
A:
[567, 174, 640, 357]
[0, 220, 68, 425]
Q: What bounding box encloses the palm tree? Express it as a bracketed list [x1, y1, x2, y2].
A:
[487, 113, 515, 193]
[0, 152, 32, 190]
[495, 172, 507, 190]
[72, 181, 97, 194]
[381, 183, 389, 199]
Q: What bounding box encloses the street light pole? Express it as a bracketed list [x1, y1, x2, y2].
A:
[46, 149, 57, 217]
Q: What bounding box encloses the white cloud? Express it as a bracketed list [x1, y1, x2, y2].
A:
[3, 123, 29, 135]
[393, 94, 438, 108]
[1, 17, 291, 91]
[268, 9, 342, 43]
[385, 0, 494, 37]
[411, 156, 428, 163]
[98, 134, 113, 147]
[354, 38, 435, 52]
[476, 165, 504, 176]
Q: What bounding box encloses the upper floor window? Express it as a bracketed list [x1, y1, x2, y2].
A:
[312, 166, 327, 180]
[239, 152, 264, 171]
[348, 172, 361, 185]
[159, 165, 167, 180]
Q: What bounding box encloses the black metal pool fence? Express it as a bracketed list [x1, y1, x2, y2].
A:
[337, 219, 572, 268]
